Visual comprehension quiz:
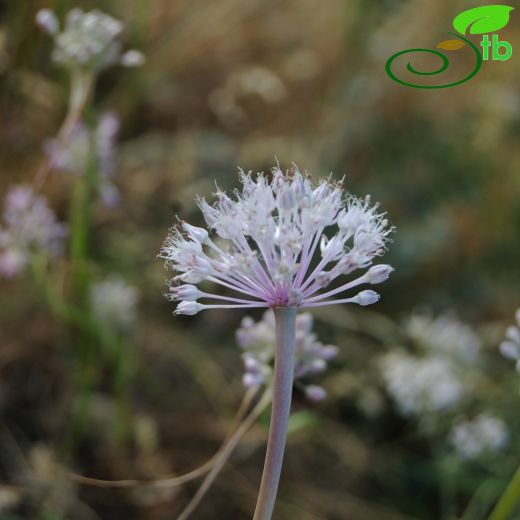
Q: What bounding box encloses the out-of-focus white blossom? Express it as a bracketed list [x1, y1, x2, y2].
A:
[499, 309, 520, 372]
[36, 9, 59, 35]
[235, 310, 338, 401]
[380, 312, 482, 418]
[450, 414, 508, 459]
[45, 123, 89, 175]
[36, 7, 144, 72]
[209, 66, 287, 125]
[45, 113, 121, 207]
[232, 66, 287, 103]
[406, 312, 481, 364]
[90, 276, 139, 330]
[0, 185, 67, 278]
[161, 165, 394, 315]
[380, 352, 464, 416]
[120, 50, 146, 67]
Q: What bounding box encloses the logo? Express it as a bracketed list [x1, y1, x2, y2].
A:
[385, 5, 514, 89]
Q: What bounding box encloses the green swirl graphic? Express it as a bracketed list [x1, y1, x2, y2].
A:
[385, 33, 482, 89]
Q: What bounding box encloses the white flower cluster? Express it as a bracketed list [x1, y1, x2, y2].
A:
[380, 353, 463, 416]
[160, 166, 393, 315]
[499, 309, 520, 371]
[380, 312, 481, 417]
[0, 186, 67, 278]
[450, 414, 508, 459]
[236, 311, 338, 401]
[36, 8, 144, 71]
[45, 113, 121, 207]
[406, 312, 482, 364]
[90, 276, 139, 330]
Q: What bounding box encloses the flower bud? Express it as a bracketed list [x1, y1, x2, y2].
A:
[355, 290, 380, 306]
[338, 206, 368, 234]
[354, 231, 383, 256]
[506, 326, 520, 344]
[305, 385, 327, 402]
[291, 174, 307, 201]
[309, 359, 327, 374]
[181, 257, 214, 283]
[243, 372, 266, 388]
[173, 284, 200, 301]
[174, 301, 203, 316]
[321, 345, 339, 361]
[320, 235, 342, 260]
[182, 222, 209, 244]
[366, 264, 393, 284]
[243, 355, 262, 372]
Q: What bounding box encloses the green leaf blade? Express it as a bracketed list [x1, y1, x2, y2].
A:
[453, 5, 514, 35]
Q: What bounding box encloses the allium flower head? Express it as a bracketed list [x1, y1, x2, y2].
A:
[0, 185, 67, 277]
[406, 312, 481, 364]
[450, 414, 508, 459]
[45, 113, 121, 207]
[499, 308, 520, 371]
[90, 276, 139, 330]
[380, 353, 464, 416]
[160, 166, 393, 315]
[36, 8, 145, 72]
[236, 311, 338, 401]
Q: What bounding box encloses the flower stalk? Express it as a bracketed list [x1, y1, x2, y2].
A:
[253, 307, 297, 520]
[160, 166, 395, 517]
[33, 70, 94, 193]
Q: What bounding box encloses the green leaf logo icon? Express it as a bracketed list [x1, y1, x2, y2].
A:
[453, 5, 514, 35]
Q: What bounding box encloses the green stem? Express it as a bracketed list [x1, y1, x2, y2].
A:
[66, 138, 99, 450]
[111, 333, 135, 446]
[488, 465, 520, 520]
[65, 70, 97, 299]
[69, 145, 97, 298]
[33, 70, 94, 192]
[253, 307, 296, 520]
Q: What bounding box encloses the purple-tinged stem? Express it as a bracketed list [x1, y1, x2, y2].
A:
[253, 307, 296, 520]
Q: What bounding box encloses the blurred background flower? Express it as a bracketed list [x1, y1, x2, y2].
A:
[45, 112, 121, 206]
[90, 275, 139, 331]
[237, 310, 338, 401]
[0, 185, 67, 277]
[450, 414, 509, 460]
[381, 352, 465, 416]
